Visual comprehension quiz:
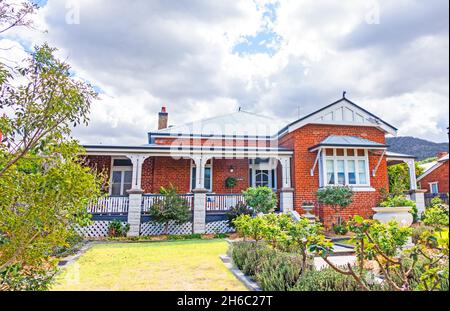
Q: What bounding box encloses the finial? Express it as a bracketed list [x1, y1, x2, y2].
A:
[343, 91, 347, 99]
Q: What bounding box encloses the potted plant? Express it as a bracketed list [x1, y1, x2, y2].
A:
[301, 201, 315, 217]
[372, 195, 416, 228]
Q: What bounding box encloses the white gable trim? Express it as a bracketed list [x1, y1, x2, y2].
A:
[285, 99, 397, 136]
[417, 161, 445, 181]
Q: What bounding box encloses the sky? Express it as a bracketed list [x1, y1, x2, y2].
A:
[1, 0, 449, 145]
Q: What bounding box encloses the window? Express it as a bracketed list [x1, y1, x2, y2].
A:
[321, 148, 370, 187]
[249, 158, 277, 189]
[110, 159, 133, 196]
[191, 161, 212, 191]
[429, 182, 439, 194]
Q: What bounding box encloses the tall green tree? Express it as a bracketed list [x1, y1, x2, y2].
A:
[0, 43, 102, 290]
[388, 163, 424, 195]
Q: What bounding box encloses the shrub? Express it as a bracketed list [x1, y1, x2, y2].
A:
[52, 231, 84, 257]
[411, 224, 434, 244]
[226, 202, 253, 228]
[292, 267, 380, 291]
[256, 250, 304, 291]
[149, 185, 191, 234]
[230, 241, 274, 276]
[0, 262, 56, 291]
[213, 233, 229, 239]
[107, 220, 130, 237]
[242, 187, 277, 214]
[317, 186, 353, 225]
[422, 203, 449, 232]
[332, 221, 348, 235]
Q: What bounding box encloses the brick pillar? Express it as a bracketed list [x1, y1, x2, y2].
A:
[127, 189, 143, 237]
[192, 189, 207, 234]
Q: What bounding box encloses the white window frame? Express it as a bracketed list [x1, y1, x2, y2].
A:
[110, 157, 133, 196]
[429, 182, 439, 194]
[320, 148, 371, 189]
[249, 158, 277, 190]
[190, 160, 213, 192]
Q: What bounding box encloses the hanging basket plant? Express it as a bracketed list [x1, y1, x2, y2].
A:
[225, 177, 237, 188]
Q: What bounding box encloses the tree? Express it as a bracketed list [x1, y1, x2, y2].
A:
[388, 163, 424, 195]
[0, 1, 36, 35]
[0, 44, 102, 290]
[317, 186, 354, 226]
[149, 186, 191, 235]
[242, 186, 277, 214]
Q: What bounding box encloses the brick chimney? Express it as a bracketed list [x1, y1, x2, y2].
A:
[158, 106, 168, 130]
[437, 151, 449, 159]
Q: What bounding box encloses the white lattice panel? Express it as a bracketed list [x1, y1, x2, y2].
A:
[205, 221, 234, 234]
[75, 221, 112, 237]
[140, 221, 193, 236]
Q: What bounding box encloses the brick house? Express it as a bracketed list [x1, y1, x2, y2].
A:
[418, 152, 449, 194]
[82, 96, 421, 236]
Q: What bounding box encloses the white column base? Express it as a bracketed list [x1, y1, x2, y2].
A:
[409, 190, 426, 217]
[280, 189, 294, 214]
[127, 190, 143, 237]
[193, 189, 207, 234]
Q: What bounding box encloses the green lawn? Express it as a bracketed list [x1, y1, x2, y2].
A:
[52, 239, 247, 291]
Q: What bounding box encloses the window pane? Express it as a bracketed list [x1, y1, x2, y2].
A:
[325, 149, 334, 156]
[204, 168, 211, 190]
[358, 160, 367, 184]
[191, 167, 197, 189]
[326, 160, 335, 184]
[347, 149, 355, 156]
[337, 160, 345, 185]
[113, 159, 133, 166]
[357, 149, 365, 156]
[111, 184, 121, 196]
[255, 170, 269, 187]
[431, 183, 439, 194]
[124, 171, 132, 183]
[347, 160, 356, 184]
[112, 171, 122, 183]
[336, 149, 344, 156]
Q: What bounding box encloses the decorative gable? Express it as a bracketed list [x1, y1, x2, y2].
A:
[285, 98, 397, 136]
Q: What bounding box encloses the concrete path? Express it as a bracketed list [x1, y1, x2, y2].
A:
[314, 255, 356, 270]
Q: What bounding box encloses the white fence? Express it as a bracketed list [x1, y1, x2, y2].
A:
[206, 194, 245, 212]
[141, 194, 194, 213]
[87, 196, 129, 214]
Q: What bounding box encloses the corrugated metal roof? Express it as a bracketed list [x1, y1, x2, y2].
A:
[438, 154, 449, 162]
[311, 135, 387, 149]
[151, 110, 286, 138]
[386, 151, 416, 159]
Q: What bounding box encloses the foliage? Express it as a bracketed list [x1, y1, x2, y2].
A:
[242, 186, 277, 214]
[225, 177, 237, 188]
[0, 262, 56, 291]
[317, 186, 353, 225]
[52, 231, 84, 258]
[230, 241, 275, 277]
[149, 185, 191, 235]
[292, 267, 382, 291]
[107, 220, 130, 238]
[226, 202, 253, 228]
[256, 250, 304, 291]
[213, 233, 229, 239]
[0, 43, 102, 290]
[388, 162, 423, 196]
[332, 221, 349, 235]
[167, 234, 202, 240]
[309, 215, 449, 291]
[422, 198, 449, 232]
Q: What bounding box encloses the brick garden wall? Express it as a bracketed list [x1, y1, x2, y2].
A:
[418, 161, 449, 193]
[279, 124, 389, 228]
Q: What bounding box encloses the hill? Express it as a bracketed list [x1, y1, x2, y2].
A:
[386, 137, 449, 160]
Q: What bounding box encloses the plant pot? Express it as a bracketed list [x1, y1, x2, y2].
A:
[302, 205, 315, 218]
[372, 207, 413, 227]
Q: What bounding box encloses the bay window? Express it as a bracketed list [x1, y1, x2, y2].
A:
[320, 148, 370, 188]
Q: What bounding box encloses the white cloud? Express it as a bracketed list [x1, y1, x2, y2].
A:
[1, 0, 448, 144]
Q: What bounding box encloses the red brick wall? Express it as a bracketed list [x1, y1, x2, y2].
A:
[151, 157, 191, 193]
[279, 124, 389, 227]
[418, 161, 449, 193]
[212, 159, 249, 193]
[141, 157, 154, 193]
[84, 155, 112, 191]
